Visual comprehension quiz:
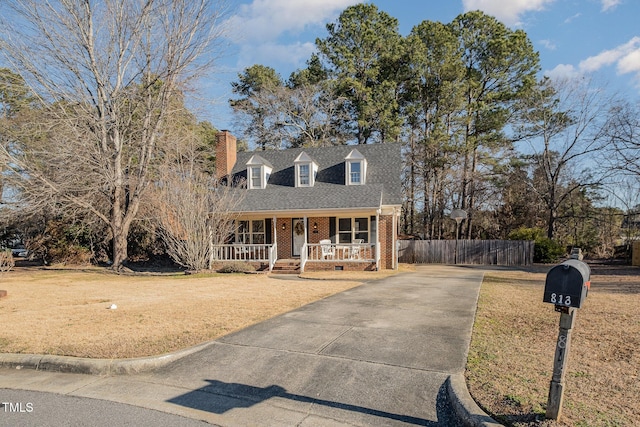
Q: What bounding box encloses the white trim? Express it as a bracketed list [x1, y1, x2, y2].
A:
[232, 205, 401, 218]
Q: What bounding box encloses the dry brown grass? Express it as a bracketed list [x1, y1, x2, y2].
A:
[467, 265, 640, 427]
[0, 266, 396, 359]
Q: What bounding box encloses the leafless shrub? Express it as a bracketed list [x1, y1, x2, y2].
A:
[0, 249, 14, 273]
[155, 168, 244, 272]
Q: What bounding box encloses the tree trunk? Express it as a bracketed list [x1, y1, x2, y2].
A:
[547, 209, 556, 239]
[111, 227, 129, 270]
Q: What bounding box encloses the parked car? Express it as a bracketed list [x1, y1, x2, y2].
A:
[11, 248, 28, 257]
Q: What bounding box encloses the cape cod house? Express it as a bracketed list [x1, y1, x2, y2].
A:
[214, 131, 402, 273]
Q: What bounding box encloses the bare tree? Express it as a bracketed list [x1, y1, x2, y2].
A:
[515, 76, 612, 239]
[0, 0, 226, 270]
[155, 167, 243, 271]
[605, 100, 640, 178]
[265, 83, 350, 148]
[234, 82, 350, 149]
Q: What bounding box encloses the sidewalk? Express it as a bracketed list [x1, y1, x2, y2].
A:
[0, 265, 500, 426]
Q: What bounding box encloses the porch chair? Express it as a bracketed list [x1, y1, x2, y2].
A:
[232, 243, 249, 260]
[350, 239, 364, 259]
[319, 239, 335, 259]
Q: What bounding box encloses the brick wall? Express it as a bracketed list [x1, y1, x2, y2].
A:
[378, 214, 395, 270]
[276, 218, 292, 259]
[215, 130, 237, 181]
[304, 262, 377, 271]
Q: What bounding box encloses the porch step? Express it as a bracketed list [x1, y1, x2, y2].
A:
[271, 259, 301, 275]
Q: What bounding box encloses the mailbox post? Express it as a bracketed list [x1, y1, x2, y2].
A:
[543, 259, 590, 421]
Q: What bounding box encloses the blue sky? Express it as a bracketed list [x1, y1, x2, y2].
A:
[202, 0, 640, 131]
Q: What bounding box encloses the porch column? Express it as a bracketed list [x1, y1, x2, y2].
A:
[303, 216, 308, 244]
[376, 209, 380, 271]
[273, 215, 277, 241]
[393, 207, 400, 270]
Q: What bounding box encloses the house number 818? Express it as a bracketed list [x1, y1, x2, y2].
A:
[550, 293, 571, 306]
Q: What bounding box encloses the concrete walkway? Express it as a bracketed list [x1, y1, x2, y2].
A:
[0, 265, 500, 426]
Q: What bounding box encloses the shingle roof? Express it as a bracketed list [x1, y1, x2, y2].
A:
[228, 144, 403, 213]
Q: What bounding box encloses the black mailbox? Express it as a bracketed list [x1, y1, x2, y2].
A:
[543, 259, 590, 308]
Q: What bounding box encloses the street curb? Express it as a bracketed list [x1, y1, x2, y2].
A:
[0, 341, 216, 375]
[447, 374, 503, 427]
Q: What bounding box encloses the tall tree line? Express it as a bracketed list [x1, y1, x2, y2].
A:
[231, 5, 543, 240]
[230, 3, 638, 254]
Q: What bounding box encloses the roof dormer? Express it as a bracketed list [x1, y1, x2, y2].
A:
[345, 149, 367, 185]
[246, 154, 272, 189]
[294, 151, 318, 187]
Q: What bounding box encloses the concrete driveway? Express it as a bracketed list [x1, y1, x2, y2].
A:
[0, 265, 494, 426]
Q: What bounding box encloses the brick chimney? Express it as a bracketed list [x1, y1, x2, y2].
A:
[216, 130, 237, 181]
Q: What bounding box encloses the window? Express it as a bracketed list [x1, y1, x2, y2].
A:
[237, 220, 265, 244]
[350, 162, 361, 184]
[252, 220, 265, 244]
[299, 164, 309, 186]
[345, 149, 367, 185]
[354, 217, 368, 242]
[338, 217, 369, 243]
[338, 218, 352, 243]
[237, 220, 250, 243]
[251, 167, 261, 189]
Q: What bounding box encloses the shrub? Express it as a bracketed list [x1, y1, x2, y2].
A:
[508, 227, 566, 263]
[533, 237, 566, 263]
[0, 250, 15, 273]
[216, 262, 256, 273]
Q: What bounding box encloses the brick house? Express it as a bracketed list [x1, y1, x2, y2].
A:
[214, 131, 403, 273]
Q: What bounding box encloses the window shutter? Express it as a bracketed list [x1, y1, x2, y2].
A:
[265, 218, 272, 244]
[329, 217, 336, 244]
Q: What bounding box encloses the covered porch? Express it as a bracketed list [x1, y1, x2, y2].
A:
[210, 211, 395, 272]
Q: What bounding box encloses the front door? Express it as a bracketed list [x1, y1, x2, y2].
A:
[292, 218, 305, 257]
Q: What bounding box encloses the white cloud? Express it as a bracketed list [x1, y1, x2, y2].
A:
[578, 37, 640, 73]
[563, 12, 581, 24]
[548, 38, 640, 87]
[617, 49, 640, 75]
[223, 0, 360, 76]
[540, 39, 557, 50]
[225, 0, 360, 43]
[236, 41, 317, 73]
[545, 63, 580, 80]
[462, 0, 555, 26]
[600, 0, 621, 12]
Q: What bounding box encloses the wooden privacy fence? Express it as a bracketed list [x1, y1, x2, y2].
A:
[398, 240, 534, 266]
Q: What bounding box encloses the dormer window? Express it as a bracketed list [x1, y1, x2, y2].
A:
[345, 149, 367, 185]
[246, 155, 272, 189]
[349, 161, 361, 184]
[294, 152, 318, 187]
[299, 164, 310, 185]
[250, 166, 261, 188]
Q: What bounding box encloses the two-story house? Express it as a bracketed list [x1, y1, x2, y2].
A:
[213, 131, 402, 273]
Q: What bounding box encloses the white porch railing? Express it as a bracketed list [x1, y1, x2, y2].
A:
[211, 244, 273, 263]
[306, 243, 376, 262]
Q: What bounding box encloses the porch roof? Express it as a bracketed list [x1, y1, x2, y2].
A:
[231, 184, 385, 213]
